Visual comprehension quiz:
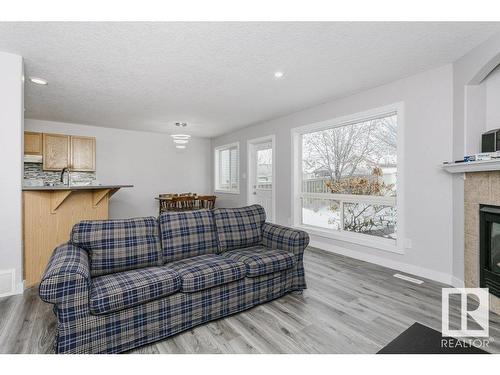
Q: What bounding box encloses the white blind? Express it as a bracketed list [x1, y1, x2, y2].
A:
[219, 149, 230, 189]
[230, 147, 239, 190]
[215, 143, 239, 192]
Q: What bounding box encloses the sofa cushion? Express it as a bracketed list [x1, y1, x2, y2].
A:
[71, 217, 162, 277]
[213, 205, 266, 252]
[89, 266, 180, 315]
[167, 254, 246, 292]
[159, 210, 218, 263]
[221, 246, 296, 277]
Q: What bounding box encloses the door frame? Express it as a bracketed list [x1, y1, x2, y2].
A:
[247, 135, 276, 223]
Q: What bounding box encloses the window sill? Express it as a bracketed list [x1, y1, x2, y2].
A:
[214, 190, 240, 195]
[294, 224, 404, 254]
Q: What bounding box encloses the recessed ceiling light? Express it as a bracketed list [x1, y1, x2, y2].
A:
[174, 139, 188, 144]
[176, 145, 187, 149]
[175, 122, 187, 127]
[274, 71, 284, 79]
[29, 77, 48, 85]
[171, 134, 191, 140]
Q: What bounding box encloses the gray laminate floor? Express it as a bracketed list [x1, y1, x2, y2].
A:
[1, 247, 499, 354]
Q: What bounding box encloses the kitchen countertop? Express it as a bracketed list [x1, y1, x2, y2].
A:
[22, 184, 134, 191]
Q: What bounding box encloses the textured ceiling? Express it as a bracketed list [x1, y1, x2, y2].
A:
[0, 22, 499, 137]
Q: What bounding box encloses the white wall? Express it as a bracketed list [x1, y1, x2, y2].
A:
[25, 119, 212, 219]
[462, 62, 500, 157]
[486, 64, 500, 130]
[452, 31, 500, 285]
[0, 52, 24, 296]
[212, 64, 455, 284]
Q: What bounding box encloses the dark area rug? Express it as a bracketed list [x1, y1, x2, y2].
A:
[377, 322, 489, 354]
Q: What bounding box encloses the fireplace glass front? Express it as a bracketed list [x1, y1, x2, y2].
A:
[479, 205, 500, 297]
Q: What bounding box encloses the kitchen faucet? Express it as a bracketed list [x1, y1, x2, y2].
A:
[60, 167, 71, 186]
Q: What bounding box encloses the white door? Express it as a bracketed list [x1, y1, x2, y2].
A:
[248, 140, 274, 222]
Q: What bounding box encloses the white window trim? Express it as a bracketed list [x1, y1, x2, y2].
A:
[214, 142, 240, 194]
[290, 103, 405, 254]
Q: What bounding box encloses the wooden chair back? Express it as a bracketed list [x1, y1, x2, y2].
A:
[158, 194, 177, 214]
[197, 195, 216, 209]
[173, 196, 196, 211]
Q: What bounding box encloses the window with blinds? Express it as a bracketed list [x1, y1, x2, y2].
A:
[215, 142, 240, 193]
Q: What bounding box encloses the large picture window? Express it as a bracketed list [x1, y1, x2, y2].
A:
[215, 142, 240, 193]
[293, 106, 402, 251]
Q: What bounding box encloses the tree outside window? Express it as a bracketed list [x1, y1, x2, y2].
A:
[301, 114, 397, 240]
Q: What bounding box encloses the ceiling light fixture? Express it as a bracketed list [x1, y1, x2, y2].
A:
[174, 139, 188, 144]
[175, 122, 187, 127]
[274, 71, 284, 79]
[171, 134, 191, 148]
[29, 77, 48, 85]
[171, 134, 191, 140]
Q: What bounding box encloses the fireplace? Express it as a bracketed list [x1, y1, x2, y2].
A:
[479, 205, 500, 297]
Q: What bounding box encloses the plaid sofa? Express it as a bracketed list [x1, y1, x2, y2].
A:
[39, 205, 309, 354]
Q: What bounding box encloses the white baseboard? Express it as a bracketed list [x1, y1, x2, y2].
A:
[309, 239, 455, 286]
[15, 281, 25, 295]
[450, 276, 465, 288]
[0, 269, 24, 298]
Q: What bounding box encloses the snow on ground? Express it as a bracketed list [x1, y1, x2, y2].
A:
[302, 207, 340, 230]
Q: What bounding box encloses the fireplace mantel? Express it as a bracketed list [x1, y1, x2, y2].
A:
[442, 159, 500, 173]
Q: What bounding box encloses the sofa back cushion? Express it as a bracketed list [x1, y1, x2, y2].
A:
[71, 217, 161, 277]
[213, 205, 266, 252]
[159, 210, 219, 263]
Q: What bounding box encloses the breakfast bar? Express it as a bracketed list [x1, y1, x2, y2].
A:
[22, 184, 133, 286]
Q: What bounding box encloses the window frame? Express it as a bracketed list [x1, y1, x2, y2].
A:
[214, 142, 240, 194]
[290, 103, 405, 254]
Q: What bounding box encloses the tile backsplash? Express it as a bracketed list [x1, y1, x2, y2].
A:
[24, 163, 96, 185]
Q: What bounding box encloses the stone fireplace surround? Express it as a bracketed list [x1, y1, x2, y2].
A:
[464, 171, 500, 314]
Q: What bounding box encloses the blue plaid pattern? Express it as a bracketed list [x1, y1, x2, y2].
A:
[221, 246, 296, 277]
[213, 205, 266, 252]
[261, 222, 309, 290]
[39, 208, 310, 354]
[71, 217, 162, 276]
[167, 254, 246, 292]
[159, 210, 219, 263]
[53, 270, 293, 353]
[39, 242, 90, 304]
[90, 267, 181, 315]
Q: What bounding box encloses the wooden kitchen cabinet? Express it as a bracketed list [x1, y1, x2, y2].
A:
[43, 133, 70, 171]
[70, 136, 96, 171]
[42, 133, 96, 171]
[24, 131, 43, 155]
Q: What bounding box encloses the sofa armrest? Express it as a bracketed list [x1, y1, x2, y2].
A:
[262, 222, 309, 255]
[39, 242, 90, 305]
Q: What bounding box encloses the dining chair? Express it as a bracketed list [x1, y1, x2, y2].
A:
[158, 194, 177, 214]
[174, 196, 196, 211]
[198, 195, 216, 209]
